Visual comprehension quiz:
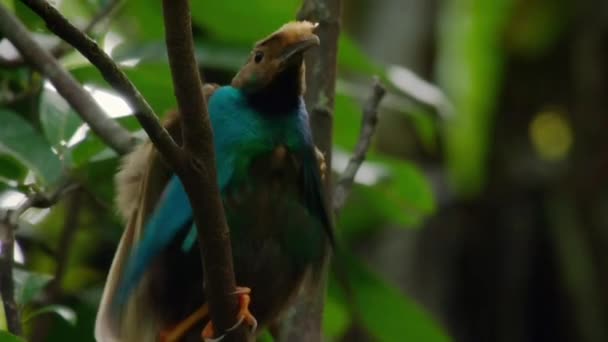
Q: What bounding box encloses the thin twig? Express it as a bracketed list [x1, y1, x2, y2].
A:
[161, 0, 244, 339]
[17, 0, 180, 164]
[0, 0, 123, 68]
[9, 179, 80, 226]
[0, 218, 21, 335]
[333, 78, 386, 213]
[0, 3, 134, 155]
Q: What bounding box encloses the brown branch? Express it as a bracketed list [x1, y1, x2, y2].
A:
[298, 0, 342, 192]
[276, 1, 342, 341]
[0, 3, 134, 155]
[333, 78, 386, 214]
[161, 1, 244, 340]
[0, 0, 122, 68]
[0, 218, 21, 335]
[9, 179, 79, 226]
[17, 0, 181, 164]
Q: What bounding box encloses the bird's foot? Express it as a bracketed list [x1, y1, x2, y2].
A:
[159, 304, 209, 342]
[202, 287, 258, 342]
[315, 147, 326, 181]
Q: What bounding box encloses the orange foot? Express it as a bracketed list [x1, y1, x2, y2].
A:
[202, 287, 258, 342]
[159, 304, 209, 342]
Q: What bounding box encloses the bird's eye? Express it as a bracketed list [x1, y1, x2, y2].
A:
[254, 51, 264, 63]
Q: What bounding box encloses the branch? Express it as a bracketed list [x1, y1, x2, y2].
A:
[0, 218, 21, 335]
[161, 1, 244, 339]
[298, 0, 342, 192]
[17, 0, 181, 164]
[333, 78, 386, 214]
[0, 0, 122, 68]
[0, 3, 134, 155]
[276, 1, 342, 341]
[9, 178, 79, 226]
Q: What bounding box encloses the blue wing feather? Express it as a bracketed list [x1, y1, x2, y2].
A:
[115, 176, 192, 306]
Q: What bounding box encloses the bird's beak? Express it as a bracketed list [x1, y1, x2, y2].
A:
[280, 34, 320, 65]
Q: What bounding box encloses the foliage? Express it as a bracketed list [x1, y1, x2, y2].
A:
[0, 0, 447, 341]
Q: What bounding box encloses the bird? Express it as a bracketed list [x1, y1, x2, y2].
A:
[94, 21, 334, 342]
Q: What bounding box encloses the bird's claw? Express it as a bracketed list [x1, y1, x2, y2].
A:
[201, 287, 257, 342]
[315, 147, 326, 181]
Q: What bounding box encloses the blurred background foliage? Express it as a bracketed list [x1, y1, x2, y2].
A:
[0, 0, 606, 341]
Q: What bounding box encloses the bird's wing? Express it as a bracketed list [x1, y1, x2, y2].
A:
[95, 84, 220, 342]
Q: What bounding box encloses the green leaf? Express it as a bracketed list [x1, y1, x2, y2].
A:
[39, 88, 83, 153]
[0, 330, 25, 342]
[70, 63, 175, 116]
[0, 0, 13, 12]
[70, 115, 141, 167]
[437, 0, 513, 195]
[338, 35, 383, 76]
[323, 290, 351, 340]
[74, 157, 119, 205]
[110, 41, 249, 72]
[0, 155, 27, 183]
[333, 94, 363, 151]
[0, 110, 62, 185]
[112, 0, 164, 41]
[23, 304, 77, 326]
[14, 1, 46, 32]
[13, 269, 53, 306]
[190, 0, 299, 44]
[338, 158, 435, 235]
[338, 254, 451, 342]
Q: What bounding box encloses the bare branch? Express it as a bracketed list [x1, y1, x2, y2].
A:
[276, 1, 343, 341]
[333, 78, 386, 213]
[160, 1, 244, 339]
[0, 0, 122, 68]
[0, 3, 134, 155]
[0, 219, 21, 335]
[9, 178, 79, 226]
[17, 0, 181, 165]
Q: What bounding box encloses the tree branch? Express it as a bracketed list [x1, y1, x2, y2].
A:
[0, 3, 133, 155]
[161, 1, 244, 340]
[276, 1, 342, 341]
[0, 0, 122, 68]
[0, 218, 21, 335]
[9, 178, 79, 226]
[17, 0, 182, 164]
[333, 78, 386, 214]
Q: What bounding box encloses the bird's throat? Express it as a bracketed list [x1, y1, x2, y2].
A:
[245, 64, 303, 116]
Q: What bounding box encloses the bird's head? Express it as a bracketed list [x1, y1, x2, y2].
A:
[231, 21, 319, 96]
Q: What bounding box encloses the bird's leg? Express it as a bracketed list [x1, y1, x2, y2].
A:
[202, 286, 258, 342]
[315, 147, 326, 181]
[159, 304, 210, 342]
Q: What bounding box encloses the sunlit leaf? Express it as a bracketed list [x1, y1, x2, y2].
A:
[24, 304, 77, 326]
[0, 110, 62, 185]
[13, 269, 53, 305]
[70, 115, 142, 167]
[70, 63, 175, 116]
[39, 88, 83, 154]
